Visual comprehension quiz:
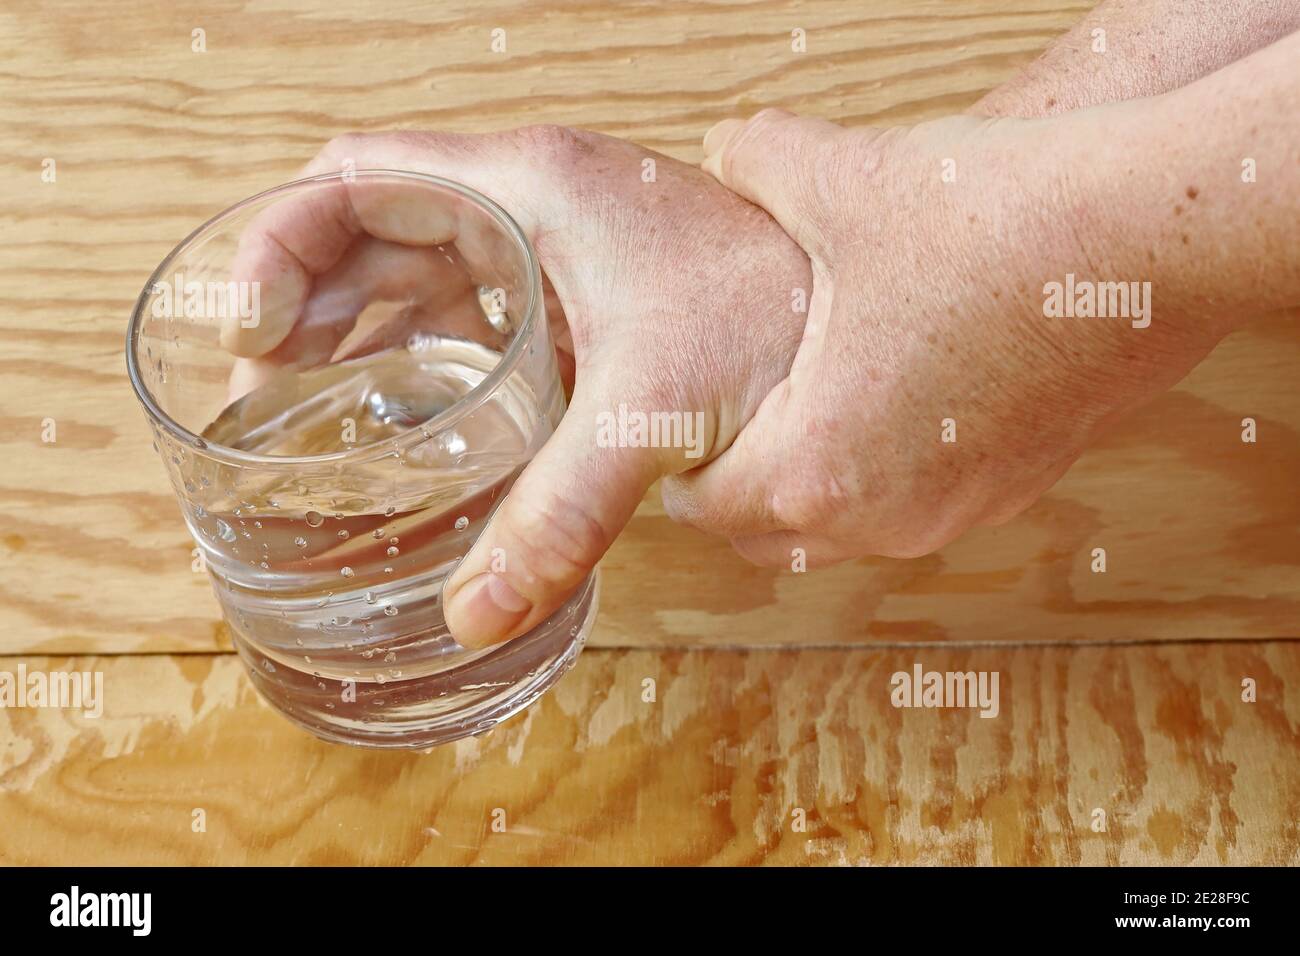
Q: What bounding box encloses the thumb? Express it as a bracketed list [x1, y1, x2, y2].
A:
[442, 385, 661, 649]
[701, 109, 842, 257]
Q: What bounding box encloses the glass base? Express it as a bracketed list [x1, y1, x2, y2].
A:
[232, 574, 597, 749]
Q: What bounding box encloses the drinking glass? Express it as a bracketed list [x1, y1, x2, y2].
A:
[126, 170, 597, 749]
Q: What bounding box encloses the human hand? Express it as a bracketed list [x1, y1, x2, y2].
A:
[223, 126, 811, 647]
[661, 105, 1241, 566]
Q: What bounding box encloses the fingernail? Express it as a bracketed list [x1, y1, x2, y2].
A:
[702, 119, 742, 158]
[444, 572, 532, 649]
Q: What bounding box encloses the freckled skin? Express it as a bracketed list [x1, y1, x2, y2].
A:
[665, 31, 1300, 567]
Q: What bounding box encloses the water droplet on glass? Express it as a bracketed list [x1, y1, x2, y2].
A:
[215, 519, 236, 543]
[387, 546, 399, 557]
[384, 506, 397, 517]
[294, 536, 308, 548]
[364, 591, 376, 604]
[337, 529, 350, 540]
[454, 516, 469, 531]
[383, 605, 398, 617]
[372, 528, 386, 539]
[295, 638, 304, 646]
[384, 651, 397, 662]
[340, 566, 354, 577]
[305, 511, 324, 527]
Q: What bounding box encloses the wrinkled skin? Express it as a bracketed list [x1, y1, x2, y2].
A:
[662, 108, 1232, 566]
[223, 127, 811, 648]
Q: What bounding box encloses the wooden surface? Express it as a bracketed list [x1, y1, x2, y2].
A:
[2, 642, 1297, 865]
[0, 0, 1296, 865]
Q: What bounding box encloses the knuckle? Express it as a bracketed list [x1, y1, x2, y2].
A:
[769, 446, 857, 534]
[500, 492, 608, 588]
[876, 523, 957, 560]
[730, 536, 784, 568]
[745, 107, 795, 136]
[769, 483, 833, 534]
[322, 131, 368, 159]
[515, 124, 592, 160]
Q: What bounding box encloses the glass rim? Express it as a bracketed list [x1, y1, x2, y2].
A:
[125, 169, 543, 469]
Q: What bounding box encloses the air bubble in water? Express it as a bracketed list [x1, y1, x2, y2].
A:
[294, 536, 308, 548]
[371, 528, 386, 539]
[387, 546, 399, 557]
[337, 529, 350, 539]
[305, 511, 324, 527]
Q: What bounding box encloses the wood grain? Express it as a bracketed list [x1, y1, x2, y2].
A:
[1, 641, 1296, 865]
[1, 0, 1297, 656]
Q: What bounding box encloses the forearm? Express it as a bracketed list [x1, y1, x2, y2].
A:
[972, 0, 1300, 118]
[1058, 29, 1300, 334]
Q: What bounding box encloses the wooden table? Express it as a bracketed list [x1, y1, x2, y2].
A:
[1, 0, 1296, 864]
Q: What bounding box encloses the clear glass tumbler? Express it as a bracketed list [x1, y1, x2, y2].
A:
[126, 170, 597, 749]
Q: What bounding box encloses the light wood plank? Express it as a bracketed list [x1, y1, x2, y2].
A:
[0, 642, 1296, 865]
